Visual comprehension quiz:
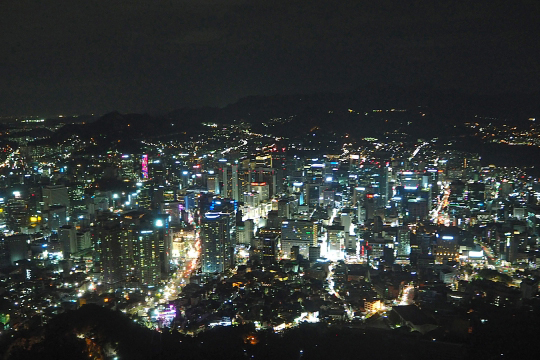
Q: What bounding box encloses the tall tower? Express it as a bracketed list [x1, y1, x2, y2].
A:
[42, 185, 69, 211]
[397, 228, 411, 256]
[95, 211, 169, 288]
[231, 164, 241, 202]
[122, 212, 169, 286]
[254, 167, 278, 197]
[222, 167, 230, 198]
[141, 154, 149, 179]
[94, 213, 127, 288]
[201, 212, 236, 273]
[280, 220, 318, 258]
[207, 170, 220, 194]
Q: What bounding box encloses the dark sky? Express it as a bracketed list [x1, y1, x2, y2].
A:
[1, 0, 539, 116]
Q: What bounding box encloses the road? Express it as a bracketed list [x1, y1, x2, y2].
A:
[399, 284, 415, 305]
[127, 228, 201, 323]
[162, 230, 201, 302]
[409, 142, 429, 161]
[326, 264, 354, 320]
[431, 183, 450, 224]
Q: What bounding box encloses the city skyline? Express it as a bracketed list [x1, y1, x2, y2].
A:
[1, 95, 540, 358]
[1, 1, 540, 359]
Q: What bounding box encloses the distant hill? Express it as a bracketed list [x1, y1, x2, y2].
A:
[24, 86, 540, 153]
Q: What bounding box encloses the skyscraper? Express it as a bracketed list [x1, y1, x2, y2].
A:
[207, 170, 220, 194]
[231, 164, 241, 202]
[94, 211, 169, 288]
[94, 213, 126, 287]
[42, 185, 69, 211]
[281, 220, 318, 258]
[397, 228, 411, 256]
[123, 212, 169, 286]
[201, 212, 236, 273]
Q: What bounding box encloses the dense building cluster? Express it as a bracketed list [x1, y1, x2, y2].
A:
[1, 111, 540, 350]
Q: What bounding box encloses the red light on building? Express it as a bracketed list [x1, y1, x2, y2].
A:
[141, 154, 148, 179]
[366, 194, 374, 198]
[251, 182, 267, 186]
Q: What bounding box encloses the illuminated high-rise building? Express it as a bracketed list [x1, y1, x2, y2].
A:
[94, 213, 126, 287]
[230, 164, 240, 201]
[435, 233, 459, 263]
[253, 167, 278, 197]
[306, 184, 321, 207]
[327, 225, 345, 257]
[124, 212, 170, 285]
[141, 154, 149, 179]
[207, 170, 220, 194]
[221, 167, 229, 198]
[120, 154, 137, 180]
[148, 159, 165, 184]
[44, 205, 67, 233]
[363, 193, 376, 221]
[281, 220, 318, 258]
[261, 233, 278, 264]
[42, 185, 69, 211]
[59, 224, 77, 256]
[236, 219, 254, 245]
[323, 189, 335, 207]
[397, 228, 411, 256]
[221, 164, 246, 201]
[201, 212, 236, 273]
[250, 182, 269, 203]
[94, 211, 170, 288]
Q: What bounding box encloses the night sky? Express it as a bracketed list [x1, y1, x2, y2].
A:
[1, 0, 539, 116]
